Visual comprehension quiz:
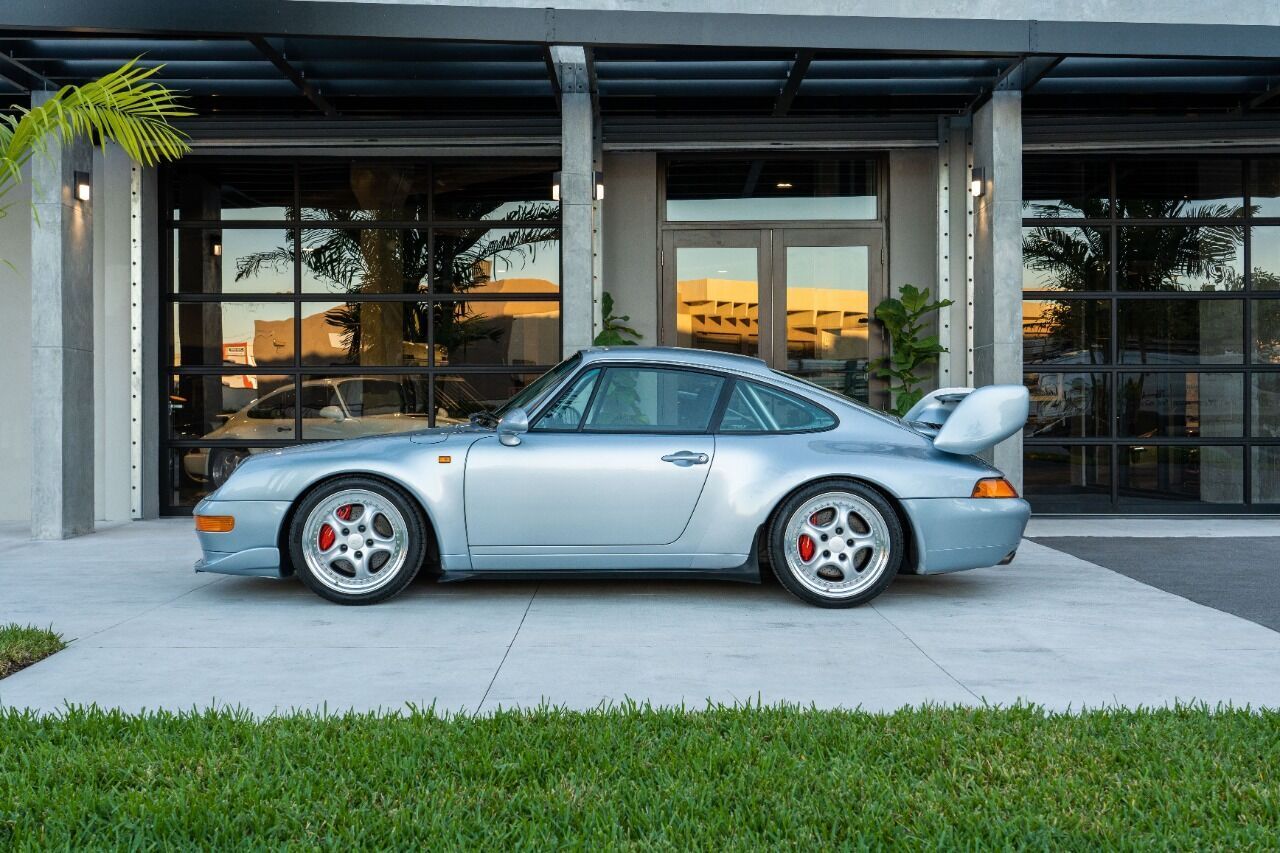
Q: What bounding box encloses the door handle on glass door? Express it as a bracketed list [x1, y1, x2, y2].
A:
[661, 451, 709, 466]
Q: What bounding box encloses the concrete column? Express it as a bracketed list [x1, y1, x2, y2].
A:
[552, 46, 599, 355]
[971, 90, 1024, 487]
[29, 89, 95, 538]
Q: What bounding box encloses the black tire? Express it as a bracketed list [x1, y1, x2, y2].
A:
[287, 476, 428, 606]
[767, 479, 903, 608]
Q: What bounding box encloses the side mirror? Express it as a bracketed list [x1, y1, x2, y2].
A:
[318, 405, 346, 422]
[497, 407, 530, 446]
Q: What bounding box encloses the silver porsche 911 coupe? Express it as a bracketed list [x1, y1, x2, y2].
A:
[194, 346, 1030, 608]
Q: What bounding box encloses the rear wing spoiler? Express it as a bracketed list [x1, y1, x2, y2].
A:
[903, 385, 1029, 455]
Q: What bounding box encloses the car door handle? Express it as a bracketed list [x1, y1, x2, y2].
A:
[661, 451, 709, 466]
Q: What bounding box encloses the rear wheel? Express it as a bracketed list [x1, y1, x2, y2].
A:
[768, 480, 902, 608]
[288, 476, 426, 605]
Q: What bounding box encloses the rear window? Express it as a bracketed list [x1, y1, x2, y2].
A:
[718, 380, 836, 433]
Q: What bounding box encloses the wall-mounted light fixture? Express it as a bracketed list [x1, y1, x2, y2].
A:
[551, 170, 605, 202]
[969, 167, 986, 199]
[74, 171, 91, 202]
[212, 241, 223, 257]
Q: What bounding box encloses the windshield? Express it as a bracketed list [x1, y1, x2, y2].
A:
[475, 354, 582, 426]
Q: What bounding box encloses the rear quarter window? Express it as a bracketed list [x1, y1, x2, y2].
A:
[718, 380, 836, 433]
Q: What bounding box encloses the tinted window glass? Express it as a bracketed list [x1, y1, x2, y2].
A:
[719, 380, 836, 432]
[666, 158, 877, 221]
[584, 368, 724, 432]
[299, 162, 430, 221]
[534, 369, 600, 431]
[1115, 159, 1243, 219]
[1021, 227, 1110, 292]
[1023, 157, 1110, 218]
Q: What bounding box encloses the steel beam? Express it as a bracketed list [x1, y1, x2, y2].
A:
[772, 49, 814, 117]
[7, 1, 1280, 60]
[249, 36, 337, 117]
[0, 49, 55, 90]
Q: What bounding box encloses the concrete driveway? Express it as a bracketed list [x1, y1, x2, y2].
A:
[2, 518, 1279, 714]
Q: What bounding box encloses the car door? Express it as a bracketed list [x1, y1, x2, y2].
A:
[464, 364, 725, 549]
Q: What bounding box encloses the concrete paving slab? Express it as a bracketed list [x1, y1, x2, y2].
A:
[1, 520, 1279, 715]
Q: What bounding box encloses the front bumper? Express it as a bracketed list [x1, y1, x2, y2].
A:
[902, 497, 1031, 575]
[193, 498, 293, 578]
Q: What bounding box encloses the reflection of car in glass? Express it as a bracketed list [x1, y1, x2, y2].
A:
[194, 347, 1030, 609]
[184, 377, 430, 487]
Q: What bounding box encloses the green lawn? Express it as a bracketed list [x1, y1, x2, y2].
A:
[1, 704, 1277, 848]
[0, 624, 64, 680]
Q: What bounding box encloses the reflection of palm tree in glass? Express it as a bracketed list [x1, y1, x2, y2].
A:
[234, 174, 557, 364]
[1024, 198, 1245, 368]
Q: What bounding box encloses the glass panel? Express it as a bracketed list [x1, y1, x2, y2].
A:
[1023, 372, 1109, 438]
[1021, 226, 1109, 292]
[168, 162, 292, 221]
[719, 381, 836, 433]
[298, 228, 429, 295]
[433, 162, 559, 222]
[1022, 445, 1112, 511]
[299, 375, 431, 438]
[674, 246, 760, 357]
[435, 229, 560, 297]
[1119, 445, 1244, 505]
[584, 368, 725, 433]
[172, 229, 295, 295]
[1248, 159, 1280, 218]
[434, 373, 544, 425]
[1250, 226, 1280, 291]
[1255, 300, 1280, 364]
[1022, 299, 1110, 365]
[172, 302, 295, 368]
[1118, 372, 1243, 438]
[1253, 373, 1280, 437]
[171, 445, 269, 506]
[1117, 299, 1243, 364]
[168, 373, 293, 440]
[1117, 226, 1244, 292]
[1252, 447, 1280, 503]
[299, 301, 430, 367]
[1022, 157, 1110, 218]
[299, 162, 430, 221]
[533, 368, 600, 431]
[1115, 159, 1244, 218]
[432, 300, 559, 368]
[666, 158, 877, 221]
[784, 245, 872, 401]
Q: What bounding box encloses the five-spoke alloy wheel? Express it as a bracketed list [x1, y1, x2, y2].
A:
[288, 476, 427, 605]
[768, 480, 903, 608]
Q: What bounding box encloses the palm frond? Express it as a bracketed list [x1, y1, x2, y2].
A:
[0, 58, 191, 221]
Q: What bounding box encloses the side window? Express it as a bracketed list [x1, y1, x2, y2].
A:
[718, 380, 836, 433]
[298, 383, 340, 418]
[583, 367, 724, 433]
[248, 388, 294, 420]
[338, 379, 411, 417]
[533, 369, 600, 431]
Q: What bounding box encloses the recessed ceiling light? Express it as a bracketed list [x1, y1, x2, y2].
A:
[775, 181, 794, 189]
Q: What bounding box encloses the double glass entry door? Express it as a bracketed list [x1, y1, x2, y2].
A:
[661, 228, 885, 405]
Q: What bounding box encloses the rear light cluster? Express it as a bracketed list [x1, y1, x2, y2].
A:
[971, 478, 1018, 499]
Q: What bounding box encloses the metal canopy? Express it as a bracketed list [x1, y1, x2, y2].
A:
[2, 33, 1279, 122]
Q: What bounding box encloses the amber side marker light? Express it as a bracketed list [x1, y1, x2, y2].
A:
[195, 515, 236, 533]
[972, 478, 1019, 498]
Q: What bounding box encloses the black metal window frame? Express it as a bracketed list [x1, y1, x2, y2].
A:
[1022, 153, 1280, 514]
[160, 156, 563, 514]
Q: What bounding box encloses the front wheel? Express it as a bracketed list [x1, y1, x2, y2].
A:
[768, 480, 903, 608]
[288, 476, 427, 605]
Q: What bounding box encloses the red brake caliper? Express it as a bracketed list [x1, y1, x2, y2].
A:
[336, 505, 353, 521]
[318, 524, 335, 551]
[797, 534, 815, 562]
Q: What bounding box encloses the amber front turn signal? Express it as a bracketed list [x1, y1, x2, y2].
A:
[971, 477, 1019, 498]
[195, 515, 236, 533]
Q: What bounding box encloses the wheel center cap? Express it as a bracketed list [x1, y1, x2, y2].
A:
[347, 533, 364, 549]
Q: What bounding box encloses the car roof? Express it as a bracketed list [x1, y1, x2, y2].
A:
[578, 346, 774, 377]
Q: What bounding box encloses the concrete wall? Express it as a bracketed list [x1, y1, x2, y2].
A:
[601, 152, 659, 344]
[0, 170, 33, 523]
[0, 149, 134, 528]
[886, 149, 941, 392]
